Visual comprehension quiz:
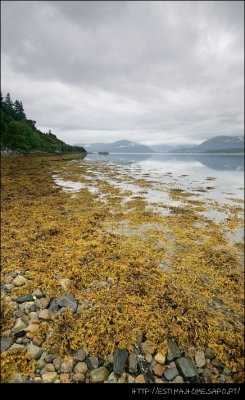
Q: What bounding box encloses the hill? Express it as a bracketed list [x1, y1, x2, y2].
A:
[171, 136, 244, 153]
[1, 92, 86, 154]
[75, 140, 155, 153]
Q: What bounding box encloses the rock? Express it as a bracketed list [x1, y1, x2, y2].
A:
[106, 372, 118, 383]
[12, 318, 27, 334]
[176, 357, 198, 378]
[19, 302, 35, 312]
[57, 294, 77, 312]
[113, 348, 129, 375]
[36, 297, 51, 310]
[15, 309, 24, 318]
[211, 360, 224, 371]
[61, 359, 74, 373]
[205, 347, 215, 360]
[127, 374, 135, 383]
[52, 357, 62, 371]
[32, 336, 44, 347]
[44, 353, 55, 363]
[154, 352, 166, 365]
[1, 337, 13, 352]
[32, 289, 43, 299]
[118, 372, 127, 383]
[145, 354, 153, 363]
[16, 294, 34, 304]
[39, 309, 53, 320]
[129, 353, 138, 373]
[107, 353, 114, 364]
[173, 375, 184, 383]
[2, 330, 12, 338]
[41, 363, 55, 373]
[60, 373, 71, 383]
[13, 276, 27, 286]
[27, 344, 44, 360]
[48, 298, 60, 313]
[155, 378, 165, 383]
[87, 356, 99, 369]
[58, 278, 71, 291]
[74, 362, 87, 374]
[135, 374, 145, 383]
[152, 364, 164, 377]
[4, 284, 14, 293]
[142, 340, 155, 355]
[73, 348, 87, 362]
[73, 373, 85, 382]
[90, 367, 109, 383]
[42, 372, 58, 383]
[225, 376, 233, 384]
[195, 351, 206, 368]
[167, 338, 181, 361]
[25, 323, 39, 333]
[164, 367, 179, 381]
[36, 359, 46, 369]
[10, 343, 25, 351]
[34, 377, 42, 383]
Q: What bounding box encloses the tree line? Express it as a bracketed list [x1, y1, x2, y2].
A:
[0, 92, 85, 153]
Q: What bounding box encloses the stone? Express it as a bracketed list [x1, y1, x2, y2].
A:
[39, 309, 53, 321]
[48, 298, 60, 313]
[73, 373, 85, 382]
[44, 353, 55, 363]
[36, 359, 46, 369]
[61, 359, 74, 373]
[164, 367, 179, 381]
[58, 278, 71, 291]
[57, 294, 77, 312]
[173, 375, 184, 383]
[16, 294, 34, 304]
[129, 353, 138, 373]
[13, 276, 27, 286]
[152, 364, 164, 377]
[10, 343, 25, 351]
[176, 357, 198, 378]
[73, 348, 87, 362]
[27, 344, 44, 360]
[52, 357, 62, 371]
[205, 347, 215, 360]
[118, 372, 127, 383]
[113, 348, 129, 375]
[211, 360, 224, 370]
[32, 289, 43, 299]
[155, 378, 165, 383]
[14, 330, 26, 339]
[2, 330, 12, 338]
[135, 374, 145, 383]
[107, 372, 118, 383]
[90, 367, 109, 383]
[19, 302, 35, 312]
[167, 338, 181, 361]
[154, 352, 166, 365]
[42, 372, 58, 383]
[74, 362, 87, 374]
[34, 377, 42, 383]
[4, 284, 14, 293]
[32, 336, 44, 347]
[142, 340, 155, 355]
[36, 297, 51, 310]
[145, 354, 153, 363]
[225, 376, 234, 384]
[1, 337, 13, 352]
[107, 353, 114, 364]
[15, 309, 24, 318]
[195, 351, 206, 368]
[25, 323, 39, 333]
[60, 373, 71, 383]
[41, 363, 55, 373]
[127, 374, 135, 383]
[87, 356, 99, 369]
[12, 318, 27, 334]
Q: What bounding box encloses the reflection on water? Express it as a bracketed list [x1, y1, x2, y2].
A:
[86, 152, 244, 171]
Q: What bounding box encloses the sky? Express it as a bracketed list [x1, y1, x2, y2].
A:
[1, 1, 244, 146]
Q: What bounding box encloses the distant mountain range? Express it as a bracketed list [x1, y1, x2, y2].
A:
[74, 140, 155, 153]
[73, 136, 244, 154]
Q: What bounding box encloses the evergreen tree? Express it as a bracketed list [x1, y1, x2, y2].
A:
[13, 100, 26, 120]
[3, 92, 14, 117]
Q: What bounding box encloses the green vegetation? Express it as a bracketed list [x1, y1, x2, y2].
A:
[0, 92, 86, 153]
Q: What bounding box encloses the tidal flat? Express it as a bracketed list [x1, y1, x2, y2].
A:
[1, 153, 244, 383]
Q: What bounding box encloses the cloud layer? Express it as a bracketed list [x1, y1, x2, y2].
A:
[1, 1, 244, 145]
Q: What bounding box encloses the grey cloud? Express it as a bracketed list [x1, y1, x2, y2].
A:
[1, 1, 244, 145]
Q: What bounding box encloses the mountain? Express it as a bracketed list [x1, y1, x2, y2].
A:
[75, 140, 155, 153]
[149, 144, 176, 153]
[170, 136, 244, 153]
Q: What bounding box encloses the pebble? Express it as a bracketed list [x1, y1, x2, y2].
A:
[1, 337, 13, 352]
[27, 343, 44, 360]
[36, 297, 51, 310]
[173, 375, 184, 383]
[167, 338, 181, 361]
[106, 372, 118, 383]
[52, 357, 62, 371]
[90, 367, 109, 383]
[42, 372, 58, 383]
[129, 353, 138, 373]
[74, 362, 88, 374]
[195, 351, 206, 368]
[16, 294, 34, 304]
[145, 354, 153, 363]
[152, 364, 164, 377]
[39, 309, 53, 321]
[154, 352, 166, 364]
[142, 340, 155, 355]
[176, 357, 198, 378]
[113, 348, 128, 375]
[60, 359, 74, 373]
[73, 373, 85, 382]
[87, 356, 99, 369]
[73, 348, 87, 362]
[60, 373, 71, 383]
[205, 347, 215, 360]
[13, 276, 27, 286]
[57, 294, 77, 313]
[12, 318, 27, 334]
[135, 374, 145, 383]
[164, 367, 179, 381]
[32, 289, 43, 298]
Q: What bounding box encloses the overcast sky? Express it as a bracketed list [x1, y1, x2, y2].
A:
[1, 1, 244, 145]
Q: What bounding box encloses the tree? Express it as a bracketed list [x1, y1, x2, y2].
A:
[3, 93, 14, 117]
[13, 100, 26, 120]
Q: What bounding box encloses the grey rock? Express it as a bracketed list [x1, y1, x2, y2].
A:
[74, 362, 87, 374]
[211, 360, 224, 370]
[42, 372, 58, 383]
[36, 297, 51, 310]
[195, 351, 206, 368]
[205, 347, 215, 360]
[73, 348, 87, 362]
[167, 338, 181, 361]
[48, 298, 60, 313]
[106, 372, 118, 383]
[87, 356, 99, 369]
[1, 337, 13, 352]
[73, 373, 85, 382]
[16, 294, 34, 304]
[44, 353, 55, 363]
[32, 289, 43, 299]
[27, 344, 44, 360]
[13, 275, 27, 286]
[60, 359, 74, 373]
[14, 330, 26, 339]
[12, 318, 27, 334]
[52, 357, 62, 371]
[90, 367, 109, 383]
[4, 284, 14, 293]
[10, 343, 25, 351]
[173, 375, 184, 383]
[57, 294, 77, 312]
[164, 367, 179, 381]
[113, 348, 129, 376]
[176, 357, 198, 378]
[129, 353, 138, 373]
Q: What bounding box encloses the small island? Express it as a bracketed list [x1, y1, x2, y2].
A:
[98, 151, 109, 155]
